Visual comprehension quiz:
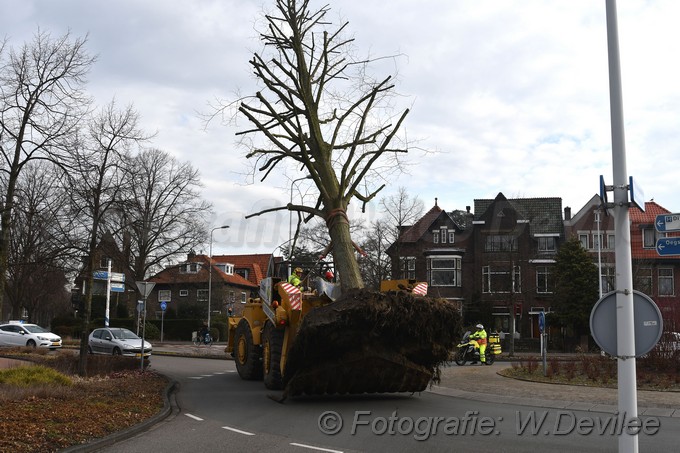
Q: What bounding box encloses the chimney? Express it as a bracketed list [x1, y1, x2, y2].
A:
[564, 207, 572, 221]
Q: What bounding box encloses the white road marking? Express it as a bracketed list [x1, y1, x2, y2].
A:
[222, 426, 255, 436]
[188, 376, 203, 379]
[185, 413, 203, 421]
[290, 443, 343, 453]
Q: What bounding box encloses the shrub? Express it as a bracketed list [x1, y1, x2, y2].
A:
[0, 365, 72, 387]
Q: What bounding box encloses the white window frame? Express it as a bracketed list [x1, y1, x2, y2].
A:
[179, 289, 189, 297]
[643, 227, 656, 249]
[158, 290, 171, 302]
[448, 231, 455, 243]
[428, 256, 462, 287]
[536, 266, 551, 294]
[399, 256, 416, 279]
[440, 227, 447, 244]
[482, 265, 521, 293]
[659, 268, 674, 296]
[579, 233, 589, 249]
[433, 231, 439, 244]
[537, 237, 556, 252]
[241, 292, 247, 303]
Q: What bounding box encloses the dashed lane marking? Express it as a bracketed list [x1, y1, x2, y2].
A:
[222, 426, 255, 436]
[185, 413, 203, 421]
[290, 443, 343, 453]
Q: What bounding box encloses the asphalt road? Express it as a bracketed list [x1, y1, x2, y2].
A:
[93, 355, 680, 453]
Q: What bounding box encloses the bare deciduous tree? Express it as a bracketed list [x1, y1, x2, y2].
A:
[63, 99, 148, 375]
[233, 0, 410, 290]
[118, 148, 212, 281]
[0, 30, 95, 320]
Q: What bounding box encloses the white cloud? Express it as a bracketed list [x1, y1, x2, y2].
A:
[2, 0, 679, 253]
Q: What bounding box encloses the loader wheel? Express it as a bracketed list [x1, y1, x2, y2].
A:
[234, 319, 262, 380]
[262, 322, 285, 390]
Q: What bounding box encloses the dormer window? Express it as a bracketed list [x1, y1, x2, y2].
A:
[215, 263, 234, 275]
[433, 231, 439, 244]
[180, 263, 199, 273]
[440, 227, 447, 244]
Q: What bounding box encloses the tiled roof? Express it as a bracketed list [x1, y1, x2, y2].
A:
[629, 201, 676, 260]
[150, 255, 258, 289]
[398, 204, 444, 243]
[210, 253, 277, 286]
[474, 193, 564, 236]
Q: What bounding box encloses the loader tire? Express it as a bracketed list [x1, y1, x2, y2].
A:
[234, 318, 262, 380]
[263, 322, 285, 390]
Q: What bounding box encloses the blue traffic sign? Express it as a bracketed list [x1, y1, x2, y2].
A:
[656, 237, 680, 256]
[160, 301, 167, 311]
[655, 213, 680, 232]
[538, 311, 546, 333]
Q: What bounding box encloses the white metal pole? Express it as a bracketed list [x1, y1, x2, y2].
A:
[596, 210, 603, 297]
[105, 259, 112, 327]
[208, 225, 229, 329]
[605, 1, 638, 451]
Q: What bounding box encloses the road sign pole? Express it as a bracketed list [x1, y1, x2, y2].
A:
[606, 2, 638, 451]
[105, 260, 112, 327]
[135, 281, 156, 372]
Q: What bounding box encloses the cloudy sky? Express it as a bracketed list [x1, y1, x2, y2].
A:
[3, 0, 679, 255]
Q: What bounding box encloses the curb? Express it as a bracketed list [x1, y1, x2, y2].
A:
[60, 379, 179, 452]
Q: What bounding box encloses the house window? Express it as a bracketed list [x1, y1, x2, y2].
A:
[428, 257, 461, 287]
[593, 234, 603, 250]
[100, 257, 111, 268]
[399, 256, 416, 279]
[235, 269, 249, 280]
[179, 290, 189, 297]
[485, 235, 517, 252]
[579, 234, 589, 249]
[536, 266, 551, 293]
[241, 292, 247, 303]
[448, 231, 455, 243]
[538, 237, 555, 252]
[158, 290, 171, 302]
[659, 268, 674, 296]
[181, 263, 199, 273]
[636, 267, 652, 295]
[601, 266, 616, 293]
[216, 263, 234, 275]
[643, 228, 656, 249]
[433, 231, 439, 244]
[440, 228, 447, 244]
[607, 234, 615, 249]
[197, 289, 208, 301]
[482, 265, 521, 293]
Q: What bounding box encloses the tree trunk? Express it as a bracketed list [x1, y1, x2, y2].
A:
[326, 213, 363, 291]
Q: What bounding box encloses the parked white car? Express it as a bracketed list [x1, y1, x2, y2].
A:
[0, 321, 62, 349]
[88, 327, 152, 359]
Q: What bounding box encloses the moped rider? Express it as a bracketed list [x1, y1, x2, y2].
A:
[469, 323, 487, 364]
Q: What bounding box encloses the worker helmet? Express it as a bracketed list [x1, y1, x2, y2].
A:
[476, 323, 484, 330]
[324, 271, 334, 280]
[294, 267, 303, 274]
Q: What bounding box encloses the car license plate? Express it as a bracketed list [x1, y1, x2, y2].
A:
[51, 342, 60, 346]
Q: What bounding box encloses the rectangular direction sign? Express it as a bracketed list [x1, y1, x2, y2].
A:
[93, 271, 125, 282]
[110, 282, 125, 292]
[656, 237, 680, 256]
[655, 213, 680, 232]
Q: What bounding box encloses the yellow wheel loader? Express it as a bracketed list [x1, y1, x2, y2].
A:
[226, 276, 460, 398]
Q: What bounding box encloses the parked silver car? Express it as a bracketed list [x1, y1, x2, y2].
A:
[0, 321, 62, 349]
[88, 327, 152, 358]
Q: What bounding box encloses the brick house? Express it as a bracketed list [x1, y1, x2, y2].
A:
[387, 193, 564, 339]
[566, 195, 680, 329]
[147, 252, 273, 319]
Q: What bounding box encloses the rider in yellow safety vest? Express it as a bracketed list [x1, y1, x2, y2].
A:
[469, 323, 487, 363]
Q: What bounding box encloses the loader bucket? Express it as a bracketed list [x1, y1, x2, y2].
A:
[282, 287, 461, 397]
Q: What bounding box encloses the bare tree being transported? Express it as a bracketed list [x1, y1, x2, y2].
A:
[221, 0, 460, 398]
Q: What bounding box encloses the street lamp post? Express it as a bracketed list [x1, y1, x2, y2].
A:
[208, 225, 229, 329]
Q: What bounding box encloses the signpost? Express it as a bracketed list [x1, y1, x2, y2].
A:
[656, 238, 680, 256]
[160, 301, 167, 343]
[655, 213, 680, 233]
[539, 312, 547, 376]
[135, 281, 156, 371]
